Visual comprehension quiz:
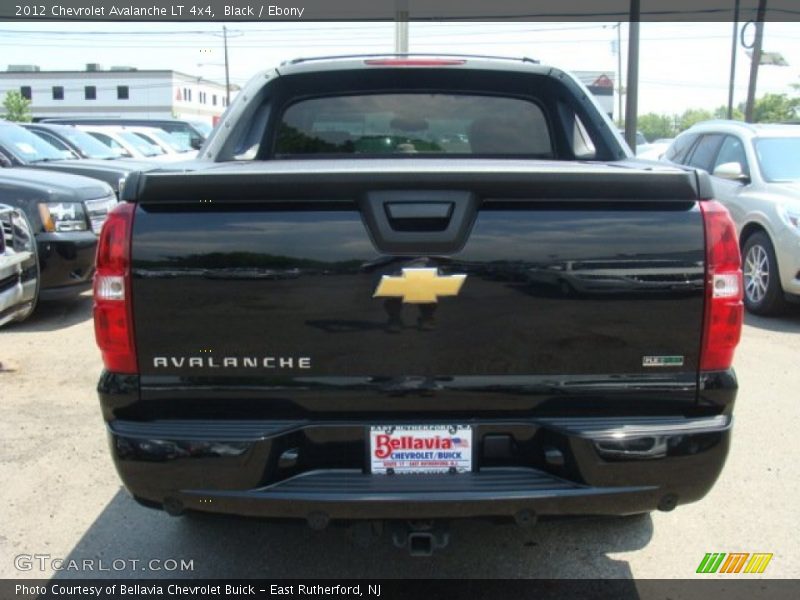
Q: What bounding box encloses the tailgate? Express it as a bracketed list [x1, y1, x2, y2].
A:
[128, 160, 706, 414]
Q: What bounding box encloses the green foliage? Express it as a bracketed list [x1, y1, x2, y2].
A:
[2, 90, 32, 122]
[637, 113, 676, 141]
[744, 93, 800, 123]
[677, 108, 713, 132]
[713, 105, 744, 120]
[632, 92, 798, 140]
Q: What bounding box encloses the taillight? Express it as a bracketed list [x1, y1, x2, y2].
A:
[93, 202, 137, 373]
[364, 58, 466, 66]
[699, 200, 743, 371]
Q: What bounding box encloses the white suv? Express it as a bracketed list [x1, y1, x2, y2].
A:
[663, 121, 800, 315]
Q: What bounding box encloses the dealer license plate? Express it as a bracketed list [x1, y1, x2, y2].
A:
[369, 424, 472, 474]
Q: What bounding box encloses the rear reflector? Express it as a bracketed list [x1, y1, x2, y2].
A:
[93, 202, 137, 373]
[364, 58, 466, 66]
[699, 200, 743, 371]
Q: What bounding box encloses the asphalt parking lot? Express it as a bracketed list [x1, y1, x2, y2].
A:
[1, 294, 798, 579]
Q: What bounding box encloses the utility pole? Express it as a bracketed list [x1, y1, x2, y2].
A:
[223, 25, 231, 106]
[624, 0, 640, 150]
[395, 0, 409, 53]
[615, 22, 623, 124]
[727, 0, 740, 119]
[744, 0, 768, 123]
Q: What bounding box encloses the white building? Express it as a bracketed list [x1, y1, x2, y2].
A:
[0, 64, 234, 125]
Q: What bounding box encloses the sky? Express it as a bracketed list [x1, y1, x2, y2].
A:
[0, 21, 798, 116]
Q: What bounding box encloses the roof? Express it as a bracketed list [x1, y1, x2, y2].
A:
[275, 54, 552, 77]
[0, 68, 225, 87]
[688, 120, 800, 138]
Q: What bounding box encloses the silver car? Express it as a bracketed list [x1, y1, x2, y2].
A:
[0, 203, 38, 327]
[664, 121, 800, 315]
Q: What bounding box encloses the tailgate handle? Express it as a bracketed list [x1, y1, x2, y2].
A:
[386, 202, 454, 221]
[361, 191, 478, 255]
[385, 202, 454, 232]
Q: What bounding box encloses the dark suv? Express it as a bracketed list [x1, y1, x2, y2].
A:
[0, 167, 115, 302]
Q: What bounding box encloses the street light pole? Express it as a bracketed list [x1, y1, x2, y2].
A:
[624, 0, 640, 150]
[744, 0, 768, 123]
[727, 0, 740, 119]
[616, 22, 623, 124]
[395, 0, 409, 53]
[223, 25, 231, 106]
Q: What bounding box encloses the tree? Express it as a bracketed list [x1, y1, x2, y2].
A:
[2, 90, 32, 122]
[743, 93, 800, 123]
[677, 108, 713, 132]
[712, 105, 744, 121]
[637, 113, 676, 141]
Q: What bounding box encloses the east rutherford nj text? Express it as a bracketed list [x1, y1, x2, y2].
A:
[271, 585, 380, 596]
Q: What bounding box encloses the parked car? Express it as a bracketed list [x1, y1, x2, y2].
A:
[0, 120, 150, 198]
[119, 126, 198, 160]
[663, 120, 800, 315]
[74, 125, 167, 160]
[619, 129, 650, 154]
[41, 117, 208, 150]
[0, 203, 38, 325]
[96, 55, 742, 555]
[22, 122, 121, 160]
[0, 167, 115, 302]
[637, 138, 674, 161]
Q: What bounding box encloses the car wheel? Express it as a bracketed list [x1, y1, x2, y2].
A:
[742, 232, 787, 316]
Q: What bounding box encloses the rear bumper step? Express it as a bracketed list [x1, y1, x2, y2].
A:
[175, 468, 657, 520]
[108, 415, 732, 520]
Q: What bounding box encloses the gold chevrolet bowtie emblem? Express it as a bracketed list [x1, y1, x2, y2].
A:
[373, 268, 467, 304]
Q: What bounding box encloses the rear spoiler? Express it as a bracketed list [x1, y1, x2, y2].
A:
[122, 159, 712, 204]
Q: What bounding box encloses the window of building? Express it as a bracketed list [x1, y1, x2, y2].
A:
[20, 86, 32, 100]
[117, 86, 129, 100]
[212, 94, 217, 106]
[188, 89, 192, 102]
[52, 86, 64, 100]
[85, 86, 97, 100]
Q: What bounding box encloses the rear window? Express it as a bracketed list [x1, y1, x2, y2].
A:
[273, 94, 552, 157]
